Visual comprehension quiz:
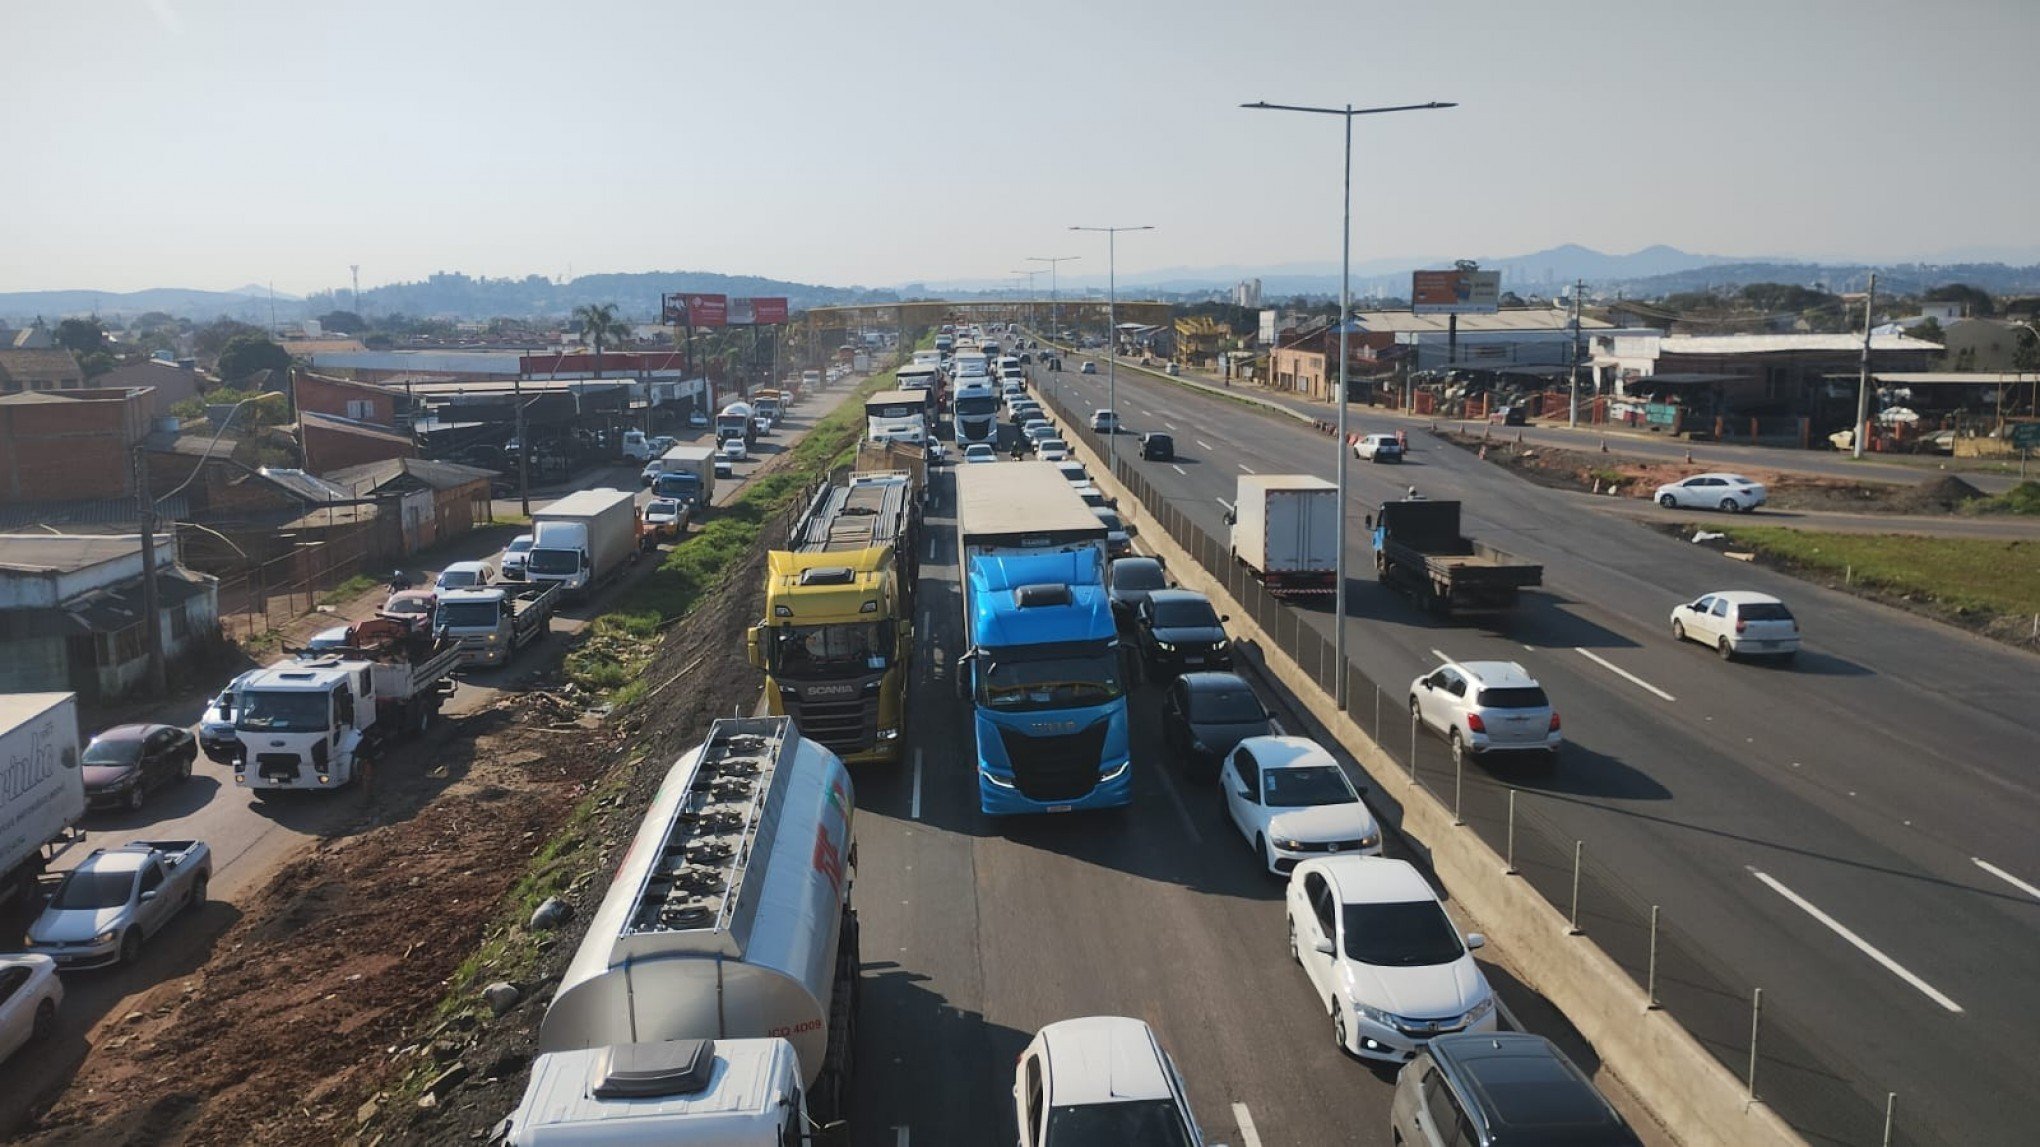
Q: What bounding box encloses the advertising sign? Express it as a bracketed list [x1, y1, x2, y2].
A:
[727, 297, 756, 326]
[752, 297, 789, 324]
[683, 293, 727, 327]
[1411, 269, 1501, 315]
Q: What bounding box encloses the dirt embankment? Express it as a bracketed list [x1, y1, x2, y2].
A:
[16, 523, 783, 1147]
[1440, 430, 1991, 514]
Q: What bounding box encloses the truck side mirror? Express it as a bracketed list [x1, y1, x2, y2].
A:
[1364, 514, 1375, 529]
[745, 625, 764, 669]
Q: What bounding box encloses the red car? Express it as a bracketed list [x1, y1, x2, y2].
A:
[82, 724, 196, 812]
[377, 589, 438, 633]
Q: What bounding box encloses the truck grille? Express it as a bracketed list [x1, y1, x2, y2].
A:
[785, 696, 874, 755]
[999, 721, 1108, 800]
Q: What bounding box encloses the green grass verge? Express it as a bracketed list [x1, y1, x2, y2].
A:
[1965, 480, 2040, 515]
[1716, 526, 2040, 616]
[318, 573, 381, 605]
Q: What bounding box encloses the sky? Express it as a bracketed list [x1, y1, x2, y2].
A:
[4, 0, 2037, 296]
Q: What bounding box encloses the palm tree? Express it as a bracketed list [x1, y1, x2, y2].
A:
[571, 303, 632, 378]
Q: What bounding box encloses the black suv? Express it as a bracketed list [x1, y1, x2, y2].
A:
[1392, 1033, 1641, 1146]
[1134, 589, 1233, 678]
[1160, 672, 1273, 769]
[1141, 432, 1174, 461]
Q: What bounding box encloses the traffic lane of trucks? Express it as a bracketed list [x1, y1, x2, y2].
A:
[1042, 361, 2040, 1145]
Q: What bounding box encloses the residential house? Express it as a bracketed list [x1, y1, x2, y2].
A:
[0, 388, 152, 502]
[9, 318, 55, 349]
[0, 346, 86, 393]
[324, 456, 496, 553]
[300, 410, 415, 473]
[86, 358, 206, 414]
[0, 532, 219, 700]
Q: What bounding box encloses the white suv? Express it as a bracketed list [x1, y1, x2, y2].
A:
[1671, 590, 1800, 662]
[1014, 1016, 1210, 1146]
[1089, 409, 1121, 433]
[1287, 856, 1497, 1063]
[1409, 660, 1561, 768]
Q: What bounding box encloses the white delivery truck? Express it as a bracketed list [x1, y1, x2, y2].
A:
[645, 445, 718, 510]
[507, 716, 859, 1143]
[528, 488, 638, 599]
[231, 631, 460, 791]
[0, 693, 86, 909]
[1227, 474, 1340, 596]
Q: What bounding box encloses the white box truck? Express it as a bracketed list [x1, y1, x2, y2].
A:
[0, 693, 86, 909]
[528, 488, 638, 599]
[645, 445, 718, 510]
[507, 716, 859, 1143]
[1228, 474, 1340, 596]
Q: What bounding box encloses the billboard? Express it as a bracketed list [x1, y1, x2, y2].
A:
[726, 297, 790, 325]
[1411, 269, 1501, 315]
[662, 293, 729, 327]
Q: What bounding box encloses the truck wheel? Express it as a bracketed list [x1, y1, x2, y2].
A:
[415, 702, 434, 736]
[32, 998, 56, 1042]
[118, 930, 142, 966]
[179, 753, 193, 782]
[187, 874, 208, 913]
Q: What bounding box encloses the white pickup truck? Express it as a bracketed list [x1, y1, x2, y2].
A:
[26, 840, 211, 969]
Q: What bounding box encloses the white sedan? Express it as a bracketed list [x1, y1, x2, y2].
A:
[0, 953, 63, 1064]
[962, 443, 998, 465]
[1220, 735, 1382, 874]
[1653, 472, 1766, 513]
[1286, 856, 1497, 1063]
[720, 437, 748, 462]
[1037, 438, 1071, 462]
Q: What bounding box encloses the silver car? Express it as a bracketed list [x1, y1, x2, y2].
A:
[1409, 660, 1561, 768]
[1653, 472, 1766, 513]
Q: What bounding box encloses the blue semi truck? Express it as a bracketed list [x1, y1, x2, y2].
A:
[955, 462, 1129, 814]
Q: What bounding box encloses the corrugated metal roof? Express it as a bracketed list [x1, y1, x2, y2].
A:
[1870, 371, 2040, 384]
[0, 533, 157, 574]
[1351, 310, 1613, 334]
[324, 456, 498, 493]
[256, 467, 355, 504]
[1659, 333, 1940, 355]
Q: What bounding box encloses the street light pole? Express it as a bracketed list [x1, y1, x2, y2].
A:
[1028, 255, 1081, 343]
[1071, 226, 1154, 475]
[1243, 97, 1456, 710]
[1011, 270, 1042, 330]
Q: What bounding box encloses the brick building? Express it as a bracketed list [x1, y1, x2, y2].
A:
[293, 368, 397, 425]
[0, 388, 152, 502]
[87, 359, 206, 414]
[300, 411, 414, 473]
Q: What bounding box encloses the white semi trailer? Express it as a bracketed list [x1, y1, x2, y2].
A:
[506, 716, 858, 1144]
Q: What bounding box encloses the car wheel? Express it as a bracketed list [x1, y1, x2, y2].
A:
[126, 785, 145, 813]
[1717, 637, 1736, 661]
[1253, 832, 1266, 862]
[1288, 920, 1301, 964]
[1671, 619, 1686, 643]
[1449, 730, 1467, 769]
[1408, 697, 1424, 729]
[1658, 493, 1678, 508]
[118, 929, 142, 966]
[33, 998, 56, 1042]
[1332, 1006, 1349, 1054]
[179, 753, 193, 781]
[1720, 497, 1741, 513]
[188, 874, 208, 913]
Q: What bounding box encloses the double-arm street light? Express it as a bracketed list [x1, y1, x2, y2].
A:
[1027, 254, 1081, 343]
[1069, 225, 1154, 474]
[1242, 98, 1456, 709]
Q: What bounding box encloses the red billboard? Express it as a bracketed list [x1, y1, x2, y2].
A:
[752, 296, 789, 324]
[685, 293, 727, 327]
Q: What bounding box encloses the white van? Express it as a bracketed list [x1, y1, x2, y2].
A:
[1013, 1016, 1213, 1146]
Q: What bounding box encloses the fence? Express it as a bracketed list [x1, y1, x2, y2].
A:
[1031, 381, 1919, 1147]
[212, 519, 388, 641]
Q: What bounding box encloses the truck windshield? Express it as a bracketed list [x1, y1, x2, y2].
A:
[52, 869, 137, 911]
[527, 548, 580, 575]
[1045, 1101, 1195, 1147]
[980, 641, 1123, 712]
[654, 475, 699, 499]
[954, 394, 999, 416]
[770, 623, 890, 678]
[235, 690, 331, 732]
[437, 601, 503, 630]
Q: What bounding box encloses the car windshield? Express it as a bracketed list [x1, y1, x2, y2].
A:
[506, 537, 533, 554]
[1113, 562, 1167, 591]
[1341, 900, 1465, 966]
[1041, 438, 1067, 451]
[437, 570, 481, 588]
[1152, 599, 1219, 629]
[527, 548, 580, 575]
[1190, 688, 1265, 725]
[1741, 602, 1795, 621]
[436, 601, 502, 629]
[647, 500, 681, 518]
[980, 642, 1123, 712]
[52, 868, 137, 911]
[1264, 763, 1355, 807]
[235, 690, 330, 733]
[769, 622, 891, 679]
[1477, 686, 1549, 708]
[82, 738, 144, 765]
[1045, 1100, 1195, 1146]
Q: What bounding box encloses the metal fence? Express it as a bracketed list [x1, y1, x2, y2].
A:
[213, 521, 386, 641]
[1033, 381, 1916, 1147]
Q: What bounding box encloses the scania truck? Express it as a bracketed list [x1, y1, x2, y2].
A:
[955, 462, 1129, 815]
[505, 716, 858, 1143]
[748, 472, 919, 764]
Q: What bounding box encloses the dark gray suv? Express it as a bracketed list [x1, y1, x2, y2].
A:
[1391, 1033, 1641, 1146]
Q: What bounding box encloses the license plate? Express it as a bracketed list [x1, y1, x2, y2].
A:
[1046, 804, 1073, 814]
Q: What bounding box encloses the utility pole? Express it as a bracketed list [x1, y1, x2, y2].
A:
[1569, 278, 1585, 428]
[135, 445, 166, 695]
[1029, 255, 1081, 341]
[1071, 226, 1155, 475]
[514, 374, 531, 517]
[1854, 272, 1877, 460]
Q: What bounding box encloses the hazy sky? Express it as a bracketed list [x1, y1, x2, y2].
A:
[5, 0, 2036, 295]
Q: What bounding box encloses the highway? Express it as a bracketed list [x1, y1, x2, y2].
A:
[1030, 350, 2040, 1147]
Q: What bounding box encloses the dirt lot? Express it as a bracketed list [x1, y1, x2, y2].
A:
[1439, 429, 1993, 513]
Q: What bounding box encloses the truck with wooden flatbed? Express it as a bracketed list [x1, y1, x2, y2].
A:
[229, 633, 460, 791]
[1369, 499, 1543, 616]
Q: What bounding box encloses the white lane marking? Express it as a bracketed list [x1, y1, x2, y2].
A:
[894, 1127, 910, 1147]
[1974, 857, 2040, 901]
[1231, 1103, 1263, 1147]
[1239, 464, 1256, 474]
[1152, 761, 1203, 844]
[1748, 868, 1963, 1013]
[1165, 420, 1180, 430]
[1216, 497, 1234, 512]
[1574, 648, 1676, 701]
[911, 750, 924, 820]
[1429, 648, 1452, 663]
[1171, 464, 1186, 475]
[1196, 438, 1216, 452]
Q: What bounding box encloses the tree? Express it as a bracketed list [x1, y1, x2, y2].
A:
[1910, 317, 1946, 346]
[196, 318, 262, 358]
[2013, 326, 2040, 373]
[216, 333, 293, 382]
[1924, 283, 1996, 318]
[54, 318, 107, 356]
[572, 302, 632, 378]
[316, 310, 367, 334]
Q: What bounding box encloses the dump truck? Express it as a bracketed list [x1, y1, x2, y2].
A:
[1228, 474, 1340, 596]
[1370, 499, 1543, 616]
[0, 693, 86, 909]
[230, 632, 460, 791]
[511, 716, 858, 1140]
[528, 488, 637, 599]
[434, 582, 559, 667]
[749, 471, 919, 764]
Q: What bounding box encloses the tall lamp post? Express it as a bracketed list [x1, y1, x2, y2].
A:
[1242, 98, 1456, 710]
[1069, 225, 1154, 474]
[1011, 270, 1042, 330]
[1028, 254, 1081, 342]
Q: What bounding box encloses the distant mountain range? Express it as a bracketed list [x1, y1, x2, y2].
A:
[7, 246, 2039, 325]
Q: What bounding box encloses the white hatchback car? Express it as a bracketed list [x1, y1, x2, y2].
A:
[434, 561, 496, 592]
[1353, 433, 1405, 462]
[1287, 856, 1497, 1064]
[1654, 472, 1767, 513]
[1054, 461, 1090, 486]
[0, 953, 63, 1065]
[1014, 1016, 1209, 1147]
[1220, 735, 1382, 874]
[1409, 660, 1561, 768]
[1037, 438, 1071, 462]
[963, 443, 999, 464]
[1671, 590, 1801, 662]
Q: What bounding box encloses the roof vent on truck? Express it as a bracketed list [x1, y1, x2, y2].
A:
[591, 1038, 717, 1099]
[1013, 583, 1073, 608]
[799, 566, 855, 586]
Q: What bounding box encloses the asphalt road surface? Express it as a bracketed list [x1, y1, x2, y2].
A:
[1034, 350, 2040, 1147]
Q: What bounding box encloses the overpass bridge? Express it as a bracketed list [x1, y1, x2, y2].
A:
[799, 298, 1173, 341]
